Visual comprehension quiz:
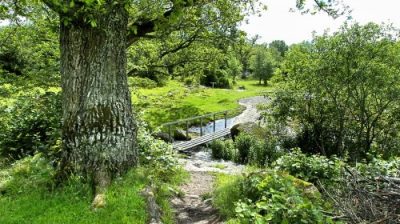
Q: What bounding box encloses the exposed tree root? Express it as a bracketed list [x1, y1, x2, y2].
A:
[141, 186, 163, 224]
[91, 169, 111, 209]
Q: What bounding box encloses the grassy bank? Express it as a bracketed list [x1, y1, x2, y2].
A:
[131, 79, 274, 128]
[0, 155, 186, 224]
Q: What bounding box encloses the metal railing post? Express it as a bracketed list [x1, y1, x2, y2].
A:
[168, 125, 172, 142]
[213, 114, 216, 133]
[224, 112, 227, 129]
[200, 117, 203, 136]
[186, 121, 189, 139]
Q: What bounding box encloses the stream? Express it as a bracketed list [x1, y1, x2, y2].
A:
[187, 96, 269, 135]
[188, 117, 235, 135]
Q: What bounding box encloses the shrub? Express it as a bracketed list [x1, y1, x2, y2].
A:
[210, 139, 236, 161]
[128, 76, 158, 88]
[183, 77, 197, 86]
[235, 133, 257, 164]
[0, 153, 55, 195]
[355, 157, 400, 178]
[0, 91, 61, 161]
[273, 148, 343, 184]
[210, 140, 226, 160]
[200, 70, 231, 89]
[234, 171, 333, 224]
[213, 171, 335, 224]
[248, 139, 283, 167]
[213, 174, 243, 218]
[248, 140, 266, 166]
[137, 124, 181, 183]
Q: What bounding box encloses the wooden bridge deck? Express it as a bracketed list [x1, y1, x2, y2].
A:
[173, 129, 231, 151]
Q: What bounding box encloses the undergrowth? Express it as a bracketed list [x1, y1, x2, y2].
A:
[0, 124, 188, 224]
[0, 155, 148, 224]
[213, 171, 336, 224]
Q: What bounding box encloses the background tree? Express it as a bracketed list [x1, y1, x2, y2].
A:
[250, 46, 276, 85]
[273, 23, 400, 160]
[234, 33, 259, 78]
[269, 40, 289, 58]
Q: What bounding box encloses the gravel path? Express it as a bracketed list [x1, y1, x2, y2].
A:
[233, 96, 269, 125]
[171, 96, 267, 224]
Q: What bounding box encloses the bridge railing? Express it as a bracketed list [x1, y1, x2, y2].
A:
[160, 109, 240, 142]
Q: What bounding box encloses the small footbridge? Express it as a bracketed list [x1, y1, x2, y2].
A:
[160, 109, 239, 151]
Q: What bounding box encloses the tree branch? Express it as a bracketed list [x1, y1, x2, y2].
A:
[159, 29, 201, 58]
[41, 0, 69, 15]
[126, 0, 205, 47]
[126, 20, 157, 47]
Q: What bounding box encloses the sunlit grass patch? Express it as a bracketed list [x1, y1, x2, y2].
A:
[0, 155, 187, 224]
[131, 79, 275, 128]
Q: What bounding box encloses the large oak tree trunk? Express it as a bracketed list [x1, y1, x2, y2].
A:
[59, 4, 136, 203]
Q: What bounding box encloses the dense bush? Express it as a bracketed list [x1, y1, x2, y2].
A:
[200, 70, 231, 89]
[235, 171, 333, 224]
[183, 77, 199, 87]
[355, 157, 400, 178]
[213, 171, 335, 224]
[234, 133, 257, 164]
[210, 139, 236, 161]
[128, 76, 158, 89]
[234, 133, 282, 165]
[0, 47, 26, 76]
[0, 91, 61, 161]
[248, 139, 283, 167]
[137, 124, 181, 183]
[247, 140, 265, 166]
[273, 148, 343, 184]
[274, 23, 400, 160]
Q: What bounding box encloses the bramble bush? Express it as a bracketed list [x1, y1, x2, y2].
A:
[355, 157, 400, 178]
[273, 148, 343, 184]
[0, 91, 61, 161]
[137, 123, 182, 183]
[213, 171, 335, 224]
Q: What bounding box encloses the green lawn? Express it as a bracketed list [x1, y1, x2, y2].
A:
[0, 168, 148, 224]
[0, 151, 187, 224]
[131, 79, 274, 128]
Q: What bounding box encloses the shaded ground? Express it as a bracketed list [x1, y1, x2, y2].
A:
[171, 169, 219, 224]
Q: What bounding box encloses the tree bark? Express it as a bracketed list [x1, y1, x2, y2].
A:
[59, 3, 137, 200]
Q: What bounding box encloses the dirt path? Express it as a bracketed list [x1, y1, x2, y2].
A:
[233, 96, 269, 125]
[171, 96, 266, 224]
[171, 149, 244, 224]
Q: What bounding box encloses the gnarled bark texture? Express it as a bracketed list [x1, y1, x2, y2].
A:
[59, 3, 136, 200]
